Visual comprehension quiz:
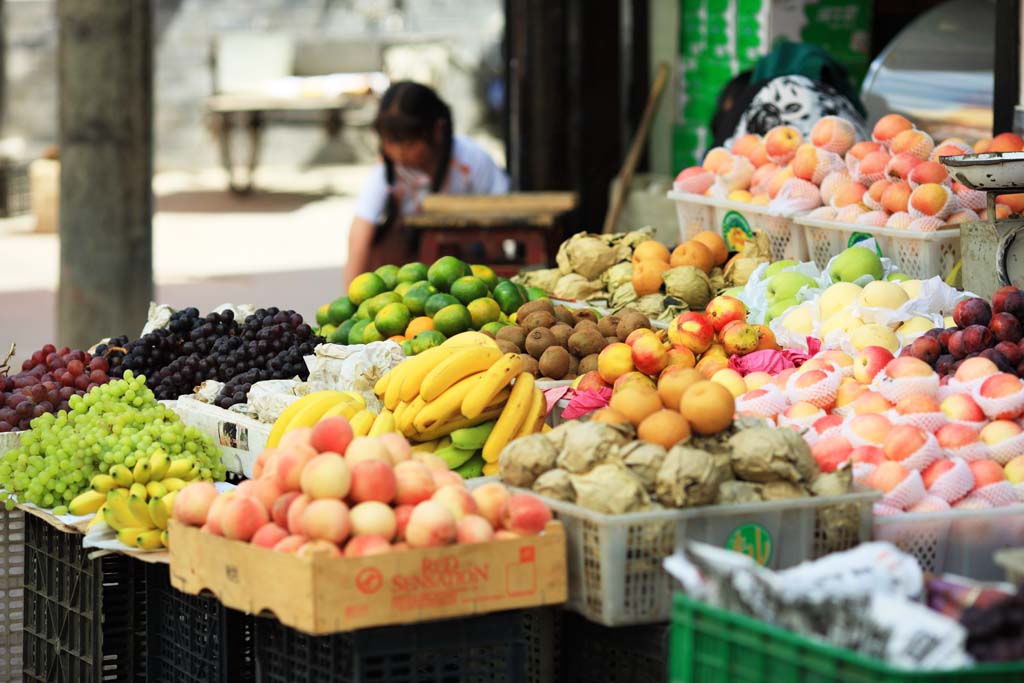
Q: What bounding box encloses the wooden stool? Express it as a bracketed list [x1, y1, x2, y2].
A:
[406, 193, 577, 277]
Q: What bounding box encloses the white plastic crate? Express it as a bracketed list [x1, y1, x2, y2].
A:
[172, 396, 270, 477]
[668, 190, 809, 262]
[995, 548, 1024, 585]
[538, 488, 878, 626]
[795, 215, 961, 280]
[0, 430, 23, 681]
[873, 505, 1024, 581]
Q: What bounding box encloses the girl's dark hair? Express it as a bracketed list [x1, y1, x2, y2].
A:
[374, 81, 453, 235]
[710, 70, 754, 149]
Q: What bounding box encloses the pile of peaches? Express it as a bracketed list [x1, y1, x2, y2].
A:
[734, 344, 1024, 515]
[170, 416, 552, 557]
[674, 112, 1024, 231]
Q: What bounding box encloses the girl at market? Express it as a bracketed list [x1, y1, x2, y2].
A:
[343, 81, 509, 286]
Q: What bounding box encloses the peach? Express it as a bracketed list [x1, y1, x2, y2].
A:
[310, 416, 354, 455]
[711, 369, 747, 398]
[657, 366, 705, 411]
[624, 328, 656, 346]
[851, 391, 893, 415]
[391, 541, 409, 552]
[499, 493, 553, 535]
[853, 346, 895, 384]
[300, 498, 351, 544]
[432, 470, 466, 489]
[764, 125, 803, 164]
[286, 494, 312, 535]
[669, 312, 715, 355]
[253, 448, 280, 479]
[705, 296, 747, 334]
[274, 444, 317, 491]
[851, 445, 886, 465]
[731, 133, 762, 157]
[866, 461, 911, 493]
[394, 461, 438, 505]
[393, 504, 414, 541]
[885, 153, 923, 181]
[909, 183, 954, 218]
[702, 147, 733, 173]
[670, 241, 715, 273]
[812, 414, 844, 435]
[172, 482, 220, 526]
[881, 181, 912, 213]
[783, 401, 823, 421]
[884, 425, 928, 461]
[969, 459, 1007, 488]
[810, 115, 856, 154]
[848, 140, 884, 161]
[997, 193, 1024, 214]
[431, 485, 479, 521]
[494, 530, 520, 541]
[792, 144, 821, 181]
[297, 540, 342, 559]
[885, 356, 935, 379]
[895, 394, 941, 415]
[932, 138, 972, 160]
[831, 181, 867, 208]
[812, 435, 853, 472]
[980, 372, 1024, 399]
[771, 368, 797, 389]
[470, 482, 511, 528]
[349, 501, 397, 539]
[613, 371, 657, 394]
[907, 160, 949, 187]
[744, 371, 772, 392]
[344, 436, 393, 466]
[637, 410, 692, 449]
[378, 433, 412, 464]
[936, 423, 981, 449]
[412, 452, 449, 473]
[980, 419, 1023, 445]
[666, 345, 697, 369]
[589, 407, 631, 425]
[631, 334, 669, 375]
[947, 209, 980, 224]
[610, 385, 663, 426]
[598, 342, 635, 384]
[299, 452, 351, 499]
[988, 132, 1024, 153]
[848, 413, 892, 445]
[633, 240, 671, 264]
[405, 500, 457, 548]
[271, 491, 302, 528]
[252, 477, 284, 513]
[236, 480, 257, 498]
[940, 394, 986, 422]
[220, 496, 270, 542]
[680, 381, 735, 435]
[703, 342, 729, 359]
[890, 128, 934, 160]
[857, 150, 891, 180]
[279, 427, 314, 453]
[865, 179, 891, 209]
[272, 534, 307, 554]
[575, 370, 610, 392]
[1004, 455, 1024, 483]
[204, 493, 233, 536]
[251, 522, 289, 549]
[456, 515, 496, 544]
[349, 460, 397, 504]
[954, 357, 999, 382]
[344, 535, 391, 558]
[766, 166, 796, 199]
[675, 166, 715, 194]
[750, 162, 779, 192]
[836, 377, 868, 408]
[922, 459, 956, 489]
[872, 114, 913, 145]
[754, 325, 779, 352]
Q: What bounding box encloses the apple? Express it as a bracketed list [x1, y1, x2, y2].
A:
[705, 295, 747, 334]
[853, 346, 895, 383]
[829, 246, 884, 283]
[765, 297, 799, 323]
[764, 259, 798, 277]
[767, 272, 817, 302]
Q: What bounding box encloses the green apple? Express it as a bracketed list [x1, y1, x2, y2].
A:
[886, 272, 910, 282]
[830, 247, 883, 283]
[765, 297, 799, 322]
[764, 259, 798, 278]
[721, 286, 745, 298]
[766, 272, 817, 302]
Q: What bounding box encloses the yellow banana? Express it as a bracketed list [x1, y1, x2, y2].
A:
[127, 495, 154, 527]
[412, 406, 504, 442]
[482, 373, 535, 463]
[105, 493, 145, 530]
[135, 529, 165, 550]
[339, 391, 366, 409]
[383, 361, 411, 410]
[130, 482, 148, 500]
[146, 481, 167, 499]
[441, 331, 498, 348]
[162, 491, 178, 518]
[161, 530, 169, 547]
[132, 458, 151, 484]
[396, 346, 462, 403]
[513, 387, 547, 440]
[284, 392, 349, 434]
[319, 401, 360, 420]
[117, 528, 148, 547]
[392, 401, 409, 428]
[410, 438, 441, 453]
[90, 474, 118, 494]
[482, 462, 499, 476]
[397, 396, 427, 435]
[148, 496, 169, 530]
[160, 478, 187, 492]
[109, 464, 133, 488]
[88, 506, 107, 528]
[414, 373, 486, 433]
[184, 461, 201, 480]
[373, 371, 390, 398]
[461, 352, 524, 419]
[419, 347, 502, 402]
[68, 490, 106, 516]
[350, 409, 376, 437]
[267, 391, 346, 448]
[368, 409, 396, 436]
[148, 449, 170, 481]
[164, 458, 194, 479]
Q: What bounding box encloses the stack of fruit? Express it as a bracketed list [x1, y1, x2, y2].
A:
[674, 113, 1024, 231]
[265, 390, 386, 449]
[629, 234, 729, 306]
[68, 448, 212, 549]
[374, 332, 546, 477]
[317, 257, 531, 355]
[0, 373, 225, 512]
[170, 418, 553, 557]
[0, 344, 111, 432]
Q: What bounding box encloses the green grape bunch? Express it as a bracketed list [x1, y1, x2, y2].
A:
[0, 371, 225, 511]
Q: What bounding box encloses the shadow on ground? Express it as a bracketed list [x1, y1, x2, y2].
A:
[155, 190, 329, 213]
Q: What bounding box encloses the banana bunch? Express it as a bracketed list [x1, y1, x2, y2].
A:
[374, 333, 546, 477]
[68, 449, 203, 550]
[267, 389, 376, 447]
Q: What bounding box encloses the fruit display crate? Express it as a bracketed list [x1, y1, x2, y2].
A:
[21, 512, 148, 683]
[874, 504, 1024, 581]
[173, 395, 270, 478]
[994, 548, 1024, 585]
[557, 609, 669, 683]
[536, 487, 878, 626]
[0, 506, 24, 682]
[794, 214, 961, 280]
[667, 190, 809, 262]
[145, 563, 256, 683]
[252, 607, 557, 683]
[669, 592, 1024, 683]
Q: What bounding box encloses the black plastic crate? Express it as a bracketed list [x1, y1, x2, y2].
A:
[254, 607, 557, 683]
[21, 513, 147, 682]
[0, 506, 24, 681]
[145, 563, 256, 682]
[557, 610, 669, 683]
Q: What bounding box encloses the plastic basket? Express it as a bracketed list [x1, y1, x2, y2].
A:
[873, 504, 1024, 581]
[21, 513, 147, 683]
[538, 488, 878, 626]
[795, 215, 962, 280]
[0, 507, 24, 682]
[994, 548, 1024, 585]
[669, 593, 1024, 683]
[253, 607, 557, 683]
[557, 609, 669, 683]
[145, 563, 255, 682]
[668, 190, 809, 262]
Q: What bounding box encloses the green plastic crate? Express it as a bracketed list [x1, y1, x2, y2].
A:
[670, 593, 1024, 683]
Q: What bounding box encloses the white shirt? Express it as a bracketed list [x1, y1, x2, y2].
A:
[353, 134, 509, 223]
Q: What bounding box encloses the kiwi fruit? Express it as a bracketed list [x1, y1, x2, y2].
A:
[496, 339, 520, 355]
[525, 327, 556, 359]
[519, 354, 539, 376]
[597, 315, 621, 338]
[573, 319, 600, 335]
[616, 311, 652, 340]
[568, 327, 606, 358]
[521, 310, 556, 331]
[516, 299, 554, 321]
[605, 336, 620, 346]
[573, 309, 599, 325]
[549, 323, 573, 348]
[567, 354, 579, 376]
[578, 354, 599, 374]
[496, 325, 527, 351]
[538, 346, 571, 380]
[553, 305, 576, 325]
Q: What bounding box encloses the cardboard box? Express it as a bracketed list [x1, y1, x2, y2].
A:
[169, 519, 568, 634]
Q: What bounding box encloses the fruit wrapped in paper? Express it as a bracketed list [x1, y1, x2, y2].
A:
[556, 233, 618, 280]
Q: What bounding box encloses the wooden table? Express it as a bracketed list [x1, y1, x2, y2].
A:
[405, 193, 578, 276]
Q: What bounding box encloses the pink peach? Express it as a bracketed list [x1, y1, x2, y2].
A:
[405, 500, 457, 548]
[499, 494, 552, 535]
[300, 498, 351, 544]
[456, 515, 496, 544]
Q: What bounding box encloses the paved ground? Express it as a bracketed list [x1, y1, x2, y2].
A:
[0, 164, 371, 364]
